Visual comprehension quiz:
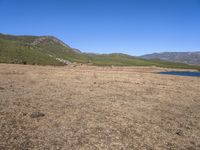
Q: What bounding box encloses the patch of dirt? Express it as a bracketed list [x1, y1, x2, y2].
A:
[0, 87, 4, 90]
[0, 64, 200, 149]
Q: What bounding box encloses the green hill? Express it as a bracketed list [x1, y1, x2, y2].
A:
[0, 33, 200, 70]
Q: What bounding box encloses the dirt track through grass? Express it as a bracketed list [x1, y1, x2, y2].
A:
[0, 64, 200, 149]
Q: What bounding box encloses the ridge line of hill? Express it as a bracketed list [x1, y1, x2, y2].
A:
[0, 33, 200, 70]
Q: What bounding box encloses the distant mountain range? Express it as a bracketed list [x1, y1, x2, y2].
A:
[141, 52, 200, 65]
[0, 33, 200, 70]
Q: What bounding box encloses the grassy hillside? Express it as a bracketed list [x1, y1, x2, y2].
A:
[0, 39, 63, 65]
[0, 34, 65, 65]
[0, 33, 200, 70]
[87, 53, 200, 69]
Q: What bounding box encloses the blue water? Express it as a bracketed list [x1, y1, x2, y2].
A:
[159, 71, 200, 77]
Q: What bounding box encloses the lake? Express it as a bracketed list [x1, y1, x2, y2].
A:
[159, 71, 200, 77]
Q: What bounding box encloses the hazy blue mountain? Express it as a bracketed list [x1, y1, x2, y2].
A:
[141, 52, 200, 65]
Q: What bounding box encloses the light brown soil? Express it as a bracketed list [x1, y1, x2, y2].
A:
[0, 64, 200, 150]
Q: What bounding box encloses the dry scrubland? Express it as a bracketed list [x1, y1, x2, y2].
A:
[0, 64, 200, 150]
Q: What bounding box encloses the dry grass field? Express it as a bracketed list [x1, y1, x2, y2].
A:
[0, 64, 200, 150]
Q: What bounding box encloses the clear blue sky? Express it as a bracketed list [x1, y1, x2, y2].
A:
[0, 0, 200, 55]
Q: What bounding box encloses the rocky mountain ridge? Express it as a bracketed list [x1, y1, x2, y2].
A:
[141, 51, 200, 65]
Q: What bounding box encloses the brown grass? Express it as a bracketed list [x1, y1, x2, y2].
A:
[0, 64, 200, 149]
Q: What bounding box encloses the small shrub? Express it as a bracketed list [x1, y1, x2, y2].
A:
[22, 61, 27, 65]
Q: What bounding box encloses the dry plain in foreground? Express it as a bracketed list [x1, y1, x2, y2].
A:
[0, 64, 200, 150]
